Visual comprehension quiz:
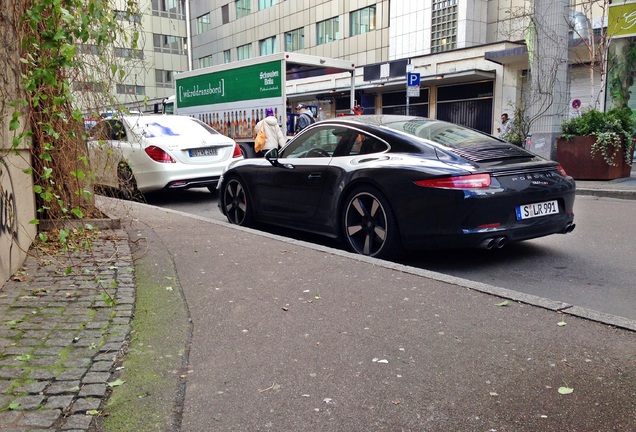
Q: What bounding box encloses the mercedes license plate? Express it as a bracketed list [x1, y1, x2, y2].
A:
[189, 148, 217, 157]
[516, 200, 559, 220]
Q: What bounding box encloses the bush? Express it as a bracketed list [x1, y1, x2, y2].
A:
[560, 107, 633, 136]
[560, 108, 635, 165]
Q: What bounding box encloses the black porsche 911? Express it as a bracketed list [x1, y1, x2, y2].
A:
[218, 115, 576, 259]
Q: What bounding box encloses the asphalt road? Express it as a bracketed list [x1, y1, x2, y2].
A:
[143, 189, 636, 321]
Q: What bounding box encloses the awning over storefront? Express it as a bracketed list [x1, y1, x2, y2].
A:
[288, 68, 497, 101]
[418, 69, 496, 86]
[485, 41, 592, 67]
[484, 45, 529, 65]
[355, 68, 496, 92]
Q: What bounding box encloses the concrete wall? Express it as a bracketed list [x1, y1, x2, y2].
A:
[0, 2, 37, 287]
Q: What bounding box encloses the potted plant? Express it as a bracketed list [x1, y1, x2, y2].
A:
[557, 107, 635, 180]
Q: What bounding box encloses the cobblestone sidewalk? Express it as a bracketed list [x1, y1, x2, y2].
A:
[0, 229, 134, 431]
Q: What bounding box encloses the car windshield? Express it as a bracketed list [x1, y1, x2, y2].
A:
[372, 116, 503, 149]
[127, 117, 221, 141]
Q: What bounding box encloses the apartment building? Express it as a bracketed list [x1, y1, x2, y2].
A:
[73, 0, 189, 114]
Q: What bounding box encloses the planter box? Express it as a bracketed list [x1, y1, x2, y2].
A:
[556, 136, 632, 180]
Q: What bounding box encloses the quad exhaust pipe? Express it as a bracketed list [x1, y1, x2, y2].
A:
[477, 236, 507, 250]
[478, 223, 575, 250]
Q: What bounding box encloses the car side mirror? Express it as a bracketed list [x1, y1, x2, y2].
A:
[265, 148, 279, 165]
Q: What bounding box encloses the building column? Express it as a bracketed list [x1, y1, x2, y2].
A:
[527, 0, 570, 160]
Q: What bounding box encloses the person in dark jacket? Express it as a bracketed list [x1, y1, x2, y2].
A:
[295, 103, 315, 134]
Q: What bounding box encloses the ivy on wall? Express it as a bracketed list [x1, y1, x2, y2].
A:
[8, 0, 142, 226]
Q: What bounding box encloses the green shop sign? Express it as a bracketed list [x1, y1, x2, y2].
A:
[609, 1, 636, 38]
[176, 60, 283, 108]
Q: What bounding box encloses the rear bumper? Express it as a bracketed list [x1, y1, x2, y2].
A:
[401, 209, 575, 251]
[135, 164, 227, 192]
[395, 177, 576, 251]
[164, 176, 220, 190]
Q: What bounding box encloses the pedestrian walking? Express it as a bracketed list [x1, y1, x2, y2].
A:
[295, 103, 315, 134]
[253, 107, 286, 157]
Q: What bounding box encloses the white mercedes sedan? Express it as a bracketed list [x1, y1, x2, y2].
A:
[87, 114, 243, 199]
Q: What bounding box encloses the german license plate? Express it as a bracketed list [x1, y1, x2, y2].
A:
[516, 200, 559, 220]
[189, 148, 217, 157]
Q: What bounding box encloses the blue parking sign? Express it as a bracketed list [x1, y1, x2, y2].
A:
[407, 72, 420, 87]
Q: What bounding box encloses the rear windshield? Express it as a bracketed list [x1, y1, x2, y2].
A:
[128, 117, 221, 140]
[381, 118, 503, 149]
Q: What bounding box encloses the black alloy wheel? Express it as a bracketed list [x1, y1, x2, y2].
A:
[223, 177, 253, 226]
[342, 186, 399, 259]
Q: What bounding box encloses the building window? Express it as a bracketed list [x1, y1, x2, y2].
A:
[200, 55, 213, 68]
[382, 90, 429, 117]
[285, 27, 304, 51]
[236, 0, 250, 19]
[258, 0, 277, 11]
[151, 0, 185, 19]
[72, 81, 105, 92]
[431, 0, 457, 53]
[115, 10, 142, 23]
[222, 4, 229, 24]
[197, 13, 212, 34]
[78, 44, 99, 55]
[350, 6, 376, 36]
[155, 69, 174, 88]
[223, 50, 231, 63]
[114, 47, 144, 59]
[116, 84, 145, 95]
[259, 36, 276, 55]
[153, 34, 186, 55]
[317, 17, 340, 45]
[237, 43, 252, 60]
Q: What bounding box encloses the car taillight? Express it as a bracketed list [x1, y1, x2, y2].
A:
[145, 146, 176, 163]
[414, 173, 491, 189]
[557, 165, 568, 177]
[232, 142, 243, 158]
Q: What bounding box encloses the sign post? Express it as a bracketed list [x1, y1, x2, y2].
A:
[406, 72, 420, 115]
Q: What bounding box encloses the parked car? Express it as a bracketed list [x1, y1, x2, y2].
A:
[218, 115, 576, 259]
[83, 117, 99, 131]
[88, 114, 243, 199]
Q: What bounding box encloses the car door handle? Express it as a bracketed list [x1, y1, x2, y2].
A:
[308, 173, 322, 180]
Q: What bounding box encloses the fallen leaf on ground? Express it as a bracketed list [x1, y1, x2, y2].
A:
[108, 379, 125, 387]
